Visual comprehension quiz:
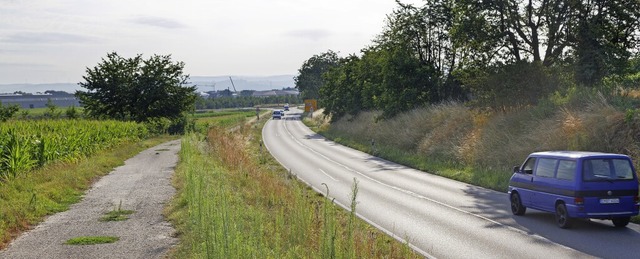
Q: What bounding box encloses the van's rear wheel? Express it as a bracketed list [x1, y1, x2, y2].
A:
[555, 203, 572, 229]
[510, 193, 526, 215]
[612, 217, 630, 228]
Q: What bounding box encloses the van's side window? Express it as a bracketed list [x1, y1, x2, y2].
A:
[536, 158, 557, 178]
[556, 160, 576, 180]
[523, 157, 536, 174]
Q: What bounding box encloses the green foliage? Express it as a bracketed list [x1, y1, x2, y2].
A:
[321, 43, 463, 121]
[0, 120, 148, 182]
[196, 95, 300, 110]
[0, 101, 19, 122]
[460, 61, 563, 108]
[43, 99, 61, 119]
[0, 129, 36, 181]
[573, 1, 640, 86]
[301, 0, 639, 120]
[76, 52, 197, 123]
[167, 114, 193, 135]
[294, 50, 340, 100]
[145, 115, 195, 135]
[65, 105, 80, 119]
[321, 55, 366, 120]
[145, 117, 172, 135]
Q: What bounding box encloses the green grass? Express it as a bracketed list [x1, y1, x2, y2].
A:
[65, 236, 119, 245]
[100, 209, 134, 222]
[100, 201, 134, 222]
[190, 109, 256, 133]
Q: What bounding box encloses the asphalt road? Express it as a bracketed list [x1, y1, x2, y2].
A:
[0, 140, 180, 259]
[263, 108, 640, 259]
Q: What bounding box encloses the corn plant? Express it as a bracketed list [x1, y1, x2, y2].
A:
[0, 120, 148, 183]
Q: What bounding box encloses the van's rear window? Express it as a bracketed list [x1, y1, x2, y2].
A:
[582, 158, 635, 181]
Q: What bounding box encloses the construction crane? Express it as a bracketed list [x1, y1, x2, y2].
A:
[229, 77, 238, 93]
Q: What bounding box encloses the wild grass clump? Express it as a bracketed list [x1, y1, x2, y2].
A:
[167, 120, 421, 258]
[65, 236, 119, 245]
[100, 201, 134, 222]
[318, 90, 640, 192]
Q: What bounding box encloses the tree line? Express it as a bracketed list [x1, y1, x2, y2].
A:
[195, 95, 300, 110]
[295, 0, 640, 121]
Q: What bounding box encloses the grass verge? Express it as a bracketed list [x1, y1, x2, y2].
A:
[0, 135, 178, 250]
[166, 116, 421, 258]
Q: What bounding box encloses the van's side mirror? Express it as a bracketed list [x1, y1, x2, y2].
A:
[513, 166, 520, 173]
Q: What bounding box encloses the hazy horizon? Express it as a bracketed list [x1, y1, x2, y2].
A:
[0, 74, 296, 94]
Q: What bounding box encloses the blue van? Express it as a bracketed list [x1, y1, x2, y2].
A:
[508, 151, 639, 228]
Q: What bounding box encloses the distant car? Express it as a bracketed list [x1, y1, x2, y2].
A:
[284, 104, 290, 111]
[272, 110, 282, 119]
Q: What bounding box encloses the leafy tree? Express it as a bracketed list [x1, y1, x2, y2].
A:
[0, 101, 19, 122]
[294, 50, 340, 100]
[452, 0, 639, 85]
[572, 0, 640, 86]
[321, 55, 364, 120]
[376, 1, 465, 104]
[76, 52, 197, 123]
[460, 61, 562, 108]
[452, 0, 575, 66]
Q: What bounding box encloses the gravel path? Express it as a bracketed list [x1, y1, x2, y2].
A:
[0, 139, 181, 259]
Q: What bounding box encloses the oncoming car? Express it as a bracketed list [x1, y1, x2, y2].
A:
[508, 151, 639, 228]
[272, 110, 282, 119]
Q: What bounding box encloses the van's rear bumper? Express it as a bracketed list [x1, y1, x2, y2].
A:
[567, 203, 639, 218]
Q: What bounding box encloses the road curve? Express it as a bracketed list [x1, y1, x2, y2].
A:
[263, 108, 640, 259]
[0, 140, 180, 259]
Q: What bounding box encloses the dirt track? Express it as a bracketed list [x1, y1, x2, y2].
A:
[0, 139, 180, 259]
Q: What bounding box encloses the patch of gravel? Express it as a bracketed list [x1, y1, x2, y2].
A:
[0, 139, 181, 259]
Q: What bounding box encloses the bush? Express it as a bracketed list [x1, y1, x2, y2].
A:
[145, 117, 171, 135]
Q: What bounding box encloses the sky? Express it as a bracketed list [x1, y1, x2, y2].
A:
[0, 0, 424, 85]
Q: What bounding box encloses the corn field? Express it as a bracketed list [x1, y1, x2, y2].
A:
[0, 120, 148, 182]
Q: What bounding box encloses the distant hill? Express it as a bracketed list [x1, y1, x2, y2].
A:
[190, 75, 295, 92]
[0, 75, 296, 94]
[0, 83, 79, 94]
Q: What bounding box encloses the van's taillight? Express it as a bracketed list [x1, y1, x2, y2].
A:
[574, 197, 584, 205]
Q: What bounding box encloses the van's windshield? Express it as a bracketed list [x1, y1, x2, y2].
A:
[582, 158, 635, 181]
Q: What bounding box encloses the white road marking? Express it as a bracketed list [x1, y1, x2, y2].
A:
[282, 119, 532, 234]
[319, 168, 339, 182]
